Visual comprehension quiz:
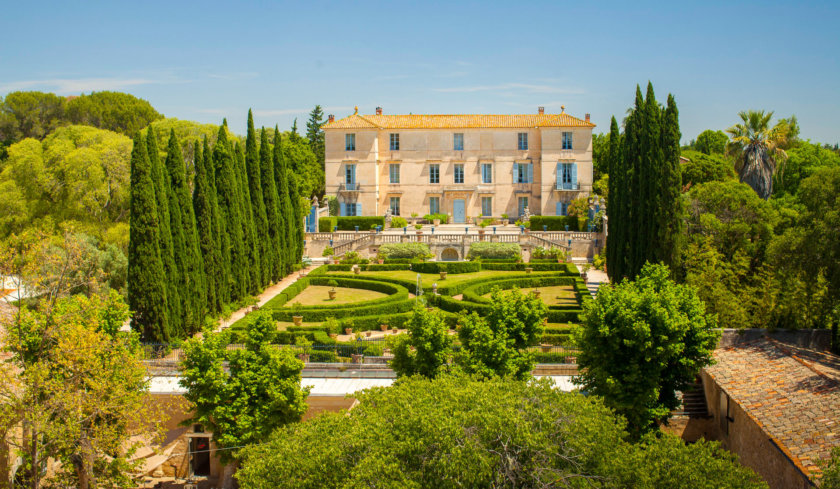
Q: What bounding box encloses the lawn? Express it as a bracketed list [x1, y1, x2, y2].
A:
[290, 285, 388, 306]
[483, 285, 577, 307]
[346, 269, 534, 289]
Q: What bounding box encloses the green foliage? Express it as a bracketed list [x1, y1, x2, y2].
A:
[236, 374, 767, 489]
[378, 242, 432, 259]
[390, 304, 453, 378]
[180, 312, 309, 464]
[773, 140, 840, 197]
[423, 213, 449, 223]
[332, 216, 385, 230]
[529, 215, 587, 231]
[692, 129, 728, 155]
[318, 216, 337, 232]
[457, 288, 547, 380]
[820, 447, 840, 489]
[410, 261, 481, 274]
[390, 216, 408, 228]
[322, 246, 334, 257]
[606, 84, 683, 282]
[259, 127, 285, 281]
[0, 91, 67, 144]
[127, 132, 170, 342]
[680, 149, 736, 186]
[466, 242, 521, 260]
[245, 110, 271, 287]
[65, 91, 163, 136]
[575, 263, 719, 437]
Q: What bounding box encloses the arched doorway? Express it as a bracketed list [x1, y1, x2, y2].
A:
[440, 248, 459, 261]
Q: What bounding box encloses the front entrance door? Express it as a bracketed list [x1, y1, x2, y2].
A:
[453, 199, 465, 223]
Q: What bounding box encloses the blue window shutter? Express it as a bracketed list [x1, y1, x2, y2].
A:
[571, 163, 577, 189]
[512, 163, 518, 183]
[556, 163, 561, 187]
[555, 202, 562, 216]
[340, 202, 346, 217]
[356, 202, 363, 216]
[527, 164, 533, 183]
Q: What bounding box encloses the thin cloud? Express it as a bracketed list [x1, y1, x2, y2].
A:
[208, 72, 259, 80]
[433, 83, 584, 95]
[0, 77, 175, 94]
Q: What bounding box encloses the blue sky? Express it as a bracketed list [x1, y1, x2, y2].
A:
[1, 0, 838, 143]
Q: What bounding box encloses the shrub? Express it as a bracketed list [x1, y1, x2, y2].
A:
[390, 217, 408, 228]
[592, 253, 606, 271]
[335, 216, 385, 231]
[423, 213, 449, 224]
[322, 246, 334, 257]
[340, 250, 363, 264]
[379, 242, 432, 260]
[540, 333, 573, 345]
[411, 261, 481, 274]
[532, 351, 577, 363]
[318, 216, 338, 232]
[327, 196, 339, 217]
[529, 216, 588, 231]
[327, 264, 411, 272]
[480, 262, 568, 272]
[467, 242, 521, 260]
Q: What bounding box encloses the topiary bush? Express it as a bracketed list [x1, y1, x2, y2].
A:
[411, 261, 481, 274]
[390, 217, 408, 228]
[467, 242, 521, 260]
[319, 216, 338, 232]
[379, 242, 432, 260]
[423, 213, 449, 224]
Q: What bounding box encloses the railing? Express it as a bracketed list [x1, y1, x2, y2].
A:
[339, 181, 363, 192]
[497, 234, 519, 242]
[529, 234, 569, 250]
[334, 234, 372, 255]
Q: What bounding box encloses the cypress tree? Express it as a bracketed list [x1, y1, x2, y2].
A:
[639, 82, 662, 273]
[657, 94, 683, 269]
[235, 139, 261, 293]
[166, 130, 206, 333]
[193, 140, 220, 315]
[128, 133, 170, 342]
[274, 128, 294, 273]
[204, 136, 230, 306]
[605, 116, 625, 282]
[260, 127, 283, 281]
[214, 125, 247, 301]
[147, 128, 182, 337]
[245, 111, 271, 286]
[288, 167, 304, 264]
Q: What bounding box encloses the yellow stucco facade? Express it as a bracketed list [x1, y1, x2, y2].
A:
[322, 108, 595, 222]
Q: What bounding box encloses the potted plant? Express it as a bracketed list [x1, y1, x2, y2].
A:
[415, 223, 423, 235]
[327, 280, 338, 300]
[352, 264, 361, 275]
[344, 319, 354, 336]
[380, 319, 389, 332]
[500, 213, 509, 225]
[411, 212, 419, 224]
[478, 219, 490, 237]
[541, 344, 552, 353]
[392, 326, 399, 333]
[295, 336, 312, 362]
[581, 263, 591, 281]
[532, 288, 541, 298]
[323, 246, 334, 259]
[525, 267, 533, 275]
[291, 302, 303, 326]
[439, 270, 447, 280]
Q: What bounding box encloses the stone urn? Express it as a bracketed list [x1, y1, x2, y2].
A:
[525, 267, 533, 275]
[433, 219, 441, 226]
[365, 330, 372, 337]
[344, 327, 353, 335]
[328, 289, 337, 300]
[380, 324, 389, 332]
[292, 315, 303, 326]
[532, 289, 541, 298]
[541, 344, 552, 353]
[392, 327, 398, 333]
[353, 265, 361, 275]
[351, 354, 364, 364]
[440, 271, 447, 280]
[566, 356, 577, 364]
[329, 333, 338, 339]
[334, 258, 341, 265]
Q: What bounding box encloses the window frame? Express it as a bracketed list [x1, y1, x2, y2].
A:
[481, 196, 492, 216]
[481, 163, 492, 184]
[390, 133, 400, 151]
[453, 133, 464, 151]
[454, 163, 465, 184]
[389, 197, 401, 216]
[389, 163, 400, 184]
[345, 164, 356, 185]
[429, 196, 440, 215]
[562, 131, 573, 150]
[517, 132, 528, 151]
[345, 133, 356, 151]
[429, 164, 440, 184]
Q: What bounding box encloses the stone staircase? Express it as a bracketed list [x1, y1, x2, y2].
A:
[674, 379, 710, 417]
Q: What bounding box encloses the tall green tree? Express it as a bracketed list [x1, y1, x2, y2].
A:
[180, 312, 309, 488]
[127, 133, 169, 341]
[64, 91, 163, 136]
[606, 83, 683, 281]
[165, 129, 206, 333]
[234, 140, 261, 293]
[146, 128, 182, 337]
[205, 136, 231, 305]
[605, 116, 625, 279]
[259, 127, 283, 281]
[575, 263, 719, 437]
[213, 125, 248, 301]
[274, 128, 295, 273]
[693, 129, 728, 155]
[193, 140, 221, 314]
[305, 105, 325, 195]
[390, 304, 452, 378]
[244, 110, 271, 286]
[0, 91, 66, 145]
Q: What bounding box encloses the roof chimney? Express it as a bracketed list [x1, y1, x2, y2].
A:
[375, 107, 382, 115]
[538, 106, 544, 115]
[328, 114, 335, 123]
[585, 113, 590, 123]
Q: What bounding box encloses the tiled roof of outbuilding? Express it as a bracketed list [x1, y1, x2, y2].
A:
[705, 338, 840, 481]
[322, 112, 595, 130]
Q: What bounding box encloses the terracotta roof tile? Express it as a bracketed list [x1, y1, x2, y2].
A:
[322, 113, 595, 130]
[705, 338, 840, 481]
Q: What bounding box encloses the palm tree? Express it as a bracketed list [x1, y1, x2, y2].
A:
[725, 110, 796, 200]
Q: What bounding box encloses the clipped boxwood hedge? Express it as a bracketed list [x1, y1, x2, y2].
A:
[540, 333, 574, 345]
[327, 264, 411, 272]
[480, 262, 568, 272]
[271, 298, 415, 322]
[410, 261, 481, 274]
[318, 216, 337, 232]
[378, 242, 432, 259]
[461, 276, 577, 304]
[529, 215, 588, 231]
[533, 351, 578, 363]
[467, 242, 521, 260]
[318, 216, 386, 231]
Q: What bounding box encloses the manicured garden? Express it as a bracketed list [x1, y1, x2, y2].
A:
[229, 242, 590, 362]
